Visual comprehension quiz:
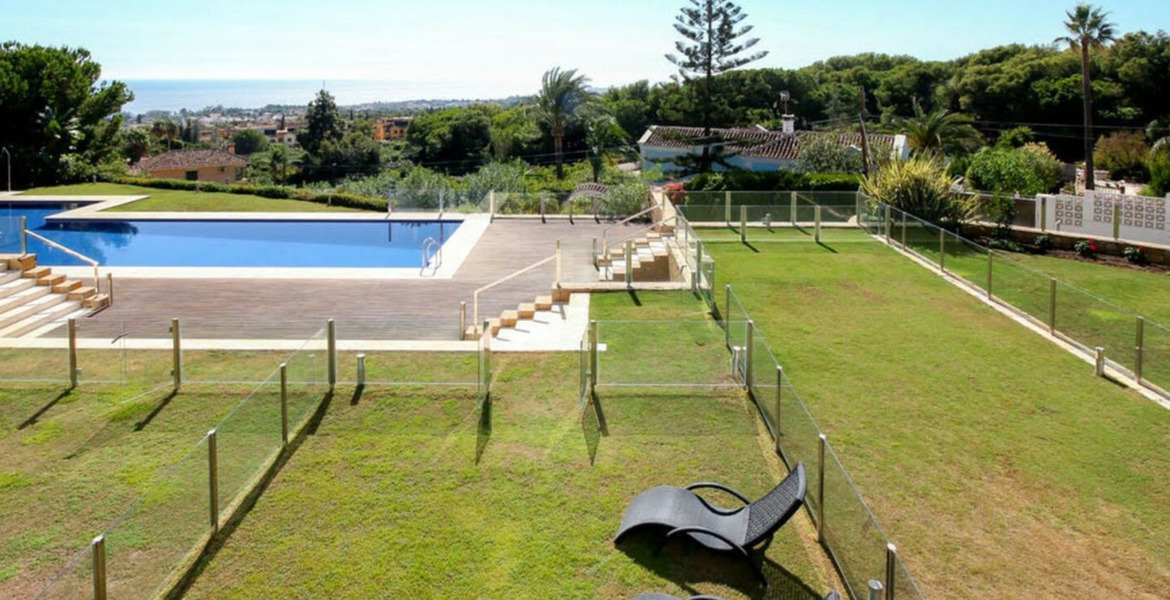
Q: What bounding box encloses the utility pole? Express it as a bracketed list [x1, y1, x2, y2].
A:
[858, 86, 872, 177]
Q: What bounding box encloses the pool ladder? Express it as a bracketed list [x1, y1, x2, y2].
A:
[421, 237, 442, 276]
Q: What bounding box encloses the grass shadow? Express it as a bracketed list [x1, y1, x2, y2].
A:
[742, 241, 761, 253]
[581, 392, 608, 465]
[616, 529, 820, 599]
[18, 388, 74, 430]
[133, 390, 179, 431]
[816, 241, 838, 254]
[349, 384, 365, 406]
[475, 398, 491, 464]
[163, 387, 334, 600]
[627, 289, 643, 306]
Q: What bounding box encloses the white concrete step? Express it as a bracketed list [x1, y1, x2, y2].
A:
[0, 299, 82, 337]
[0, 275, 35, 299]
[24, 306, 89, 338]
[0, 284, 50, 314]
[0, 292, 65, 330]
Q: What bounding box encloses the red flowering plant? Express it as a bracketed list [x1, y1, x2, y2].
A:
[662, 180, 686, 205]
[1124, 246, 1149, 265]
[1074, 238, 1098, 258]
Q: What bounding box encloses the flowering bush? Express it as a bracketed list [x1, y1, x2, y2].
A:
[1073, 239, 1099, 258]
[1123, 246, 1149, 265]
[663, 181, 686, 204]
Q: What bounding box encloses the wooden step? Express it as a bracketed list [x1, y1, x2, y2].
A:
[0, 271, 27, 289]
[0, 300, 80, 337]
[463, 324, 481, 340]
[83, 293, 110, 309]
[52, 279, 83, 294]
[517, 303, 536, 319]
[0, 285, 49, 313]
[0, 293, 64, 329]
[534, 295, 553, 311]
[551, 287, 571, 302]
[38, 273, 66, 287]
[499, 310, 519, 328]
[68, 286, 97, 301]
[22, 266, 50, 280]
[9, 254, 37, 271]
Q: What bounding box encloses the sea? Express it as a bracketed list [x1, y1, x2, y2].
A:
[121, 79, 525, 114]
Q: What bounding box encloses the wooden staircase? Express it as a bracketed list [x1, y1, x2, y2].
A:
[596, 231, 677, 282]
[463, 286, 572, 340]
[0, 254, 109, 337]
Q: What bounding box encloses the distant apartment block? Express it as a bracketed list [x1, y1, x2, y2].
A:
[133, 149, 248, 184]
[374, 117, 413, 142]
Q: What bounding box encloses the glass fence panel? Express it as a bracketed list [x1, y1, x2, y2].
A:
[988, 254, 1052, 319]
[748, 334, 780, 434]
[821, 446, 890, 600]
[901, 220, 941, 268]
[941, 233, 989, 285]
[214, 375, 283, 523]
[777, 380, 822, 521]
[341, 350, 479, 386]
[596, 320, 736, 387]
[0, 344, 68, 382]
[1054, 283, 1137, 372]
[677, 204, 726, 223]
[895, 554, 927, 600]
[1141, 322, 1170, 393]
[102, 434, 210, 600]
[31, 545, 92, 600]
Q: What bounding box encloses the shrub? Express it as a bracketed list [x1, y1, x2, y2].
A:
[598, 179, 650, 218]
[1033, 234, 1053, 253]
[1123, 246, 1149, 265]
[1144, 141, 1170, 197]
[1017, 143, 1063, 193]
[1093, 131, 1150, 181]
[1073, 238, 1098, 258]
[985, 193, 1017, 239]
[796, 134, 863, 174]
[965, 147, 1049, 195]
[862, 155, 965, 225]
[685, 170, 861, 192]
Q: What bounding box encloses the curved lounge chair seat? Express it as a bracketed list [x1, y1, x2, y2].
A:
[631, 590, 837, 600]
[615, 463, 807, 584]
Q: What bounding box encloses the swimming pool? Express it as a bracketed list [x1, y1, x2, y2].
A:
[0, 203, 462, 268]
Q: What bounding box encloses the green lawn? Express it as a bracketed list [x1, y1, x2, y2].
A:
[21, 183, 368, 213]
[0, 348, 326, 599]
[701, 230, 1170, 600]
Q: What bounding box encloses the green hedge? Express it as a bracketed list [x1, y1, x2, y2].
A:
[107, 176, 387, 211]
[684, 171, 861, 193]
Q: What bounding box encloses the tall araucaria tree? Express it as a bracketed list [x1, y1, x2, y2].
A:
[1056, 3, 1116, 191]
[666, 0, 768, 173]
[535, 67, 594, 180]
[299, 89, 343, 157]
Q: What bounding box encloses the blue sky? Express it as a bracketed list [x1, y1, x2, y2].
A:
[2, 0, 1167, 96]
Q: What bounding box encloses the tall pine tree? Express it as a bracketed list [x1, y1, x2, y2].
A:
[299, 89, 342, 157]
[666, 0, 768, 172]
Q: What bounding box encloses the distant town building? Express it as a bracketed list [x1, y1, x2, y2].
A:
[638, 120, 909, 173]
[133, 149, 248, 184]
[374, 117, 413, 142]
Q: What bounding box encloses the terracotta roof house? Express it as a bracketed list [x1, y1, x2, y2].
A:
[638, 117, 909, 174]
[133, 149, 248, 184]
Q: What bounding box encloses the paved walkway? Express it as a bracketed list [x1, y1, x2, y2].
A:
[49, 219, 631, 343]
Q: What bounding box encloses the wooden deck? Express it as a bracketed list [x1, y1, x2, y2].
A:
[55, 219, 633, 340]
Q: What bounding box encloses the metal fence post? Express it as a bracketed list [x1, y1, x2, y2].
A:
[279, 362, 288, 446]
[92, 535, 107, 600]
[1048, 279, 1057, 335]
[171, 318, 182, 392]
[1135, 317, 1145, 382]
[68, 318, 78, 388]
[817, 434, 827, 543]
[208, 429, 219, 532]
[20, 216, 27, 255]
[724, 190, 731, 227]
[868, 580, 884, 600]
[1112, 201, 1121, 240]
[692, 239, 702, 294]
[885, 543, 898, 600]
[556, 240, 563, 287]
[357, 353, 366, 386]
[589, 320, 599, 392]
[540, 196, 547, 223]
[1095, 346, 1106, 377]
[938, 229, 946, 273]
[790, 191, 797, 226]
[1040, 196, 1048, 232]
[459, 301, 467, 338]
[883, 204, 891, 242]
[814, 206, 822, 243]
[986, 251, 993, 299]
[488, 190, 495, 222]
[724, 285, 732, 349]
[744, 320, 754, 389]
[774, 366, 783, 455]
[740, 204, 747, 244]
[624, 240, 633, 286]
[900, 210, 906, 248]
[326, 319, 337, 389]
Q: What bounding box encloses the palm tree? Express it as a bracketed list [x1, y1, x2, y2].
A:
[1057, 3, 1116, 191]
[584, 114, 631, 182]
[899, 99, 983, 157]
[535, 67, 594, 180]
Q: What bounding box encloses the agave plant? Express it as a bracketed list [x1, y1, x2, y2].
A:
[862, 155, 969, 225]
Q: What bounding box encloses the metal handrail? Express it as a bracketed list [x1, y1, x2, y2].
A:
[601, 200, 663, 254]
[420, 237, 441, 275]
[23, 227, 102, 293]
[472, 254, 556, 327]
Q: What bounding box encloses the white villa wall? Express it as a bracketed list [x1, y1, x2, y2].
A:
[1037, 190, 1169, 246]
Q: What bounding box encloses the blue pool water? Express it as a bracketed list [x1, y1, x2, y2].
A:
[0, 203, 460, 268]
